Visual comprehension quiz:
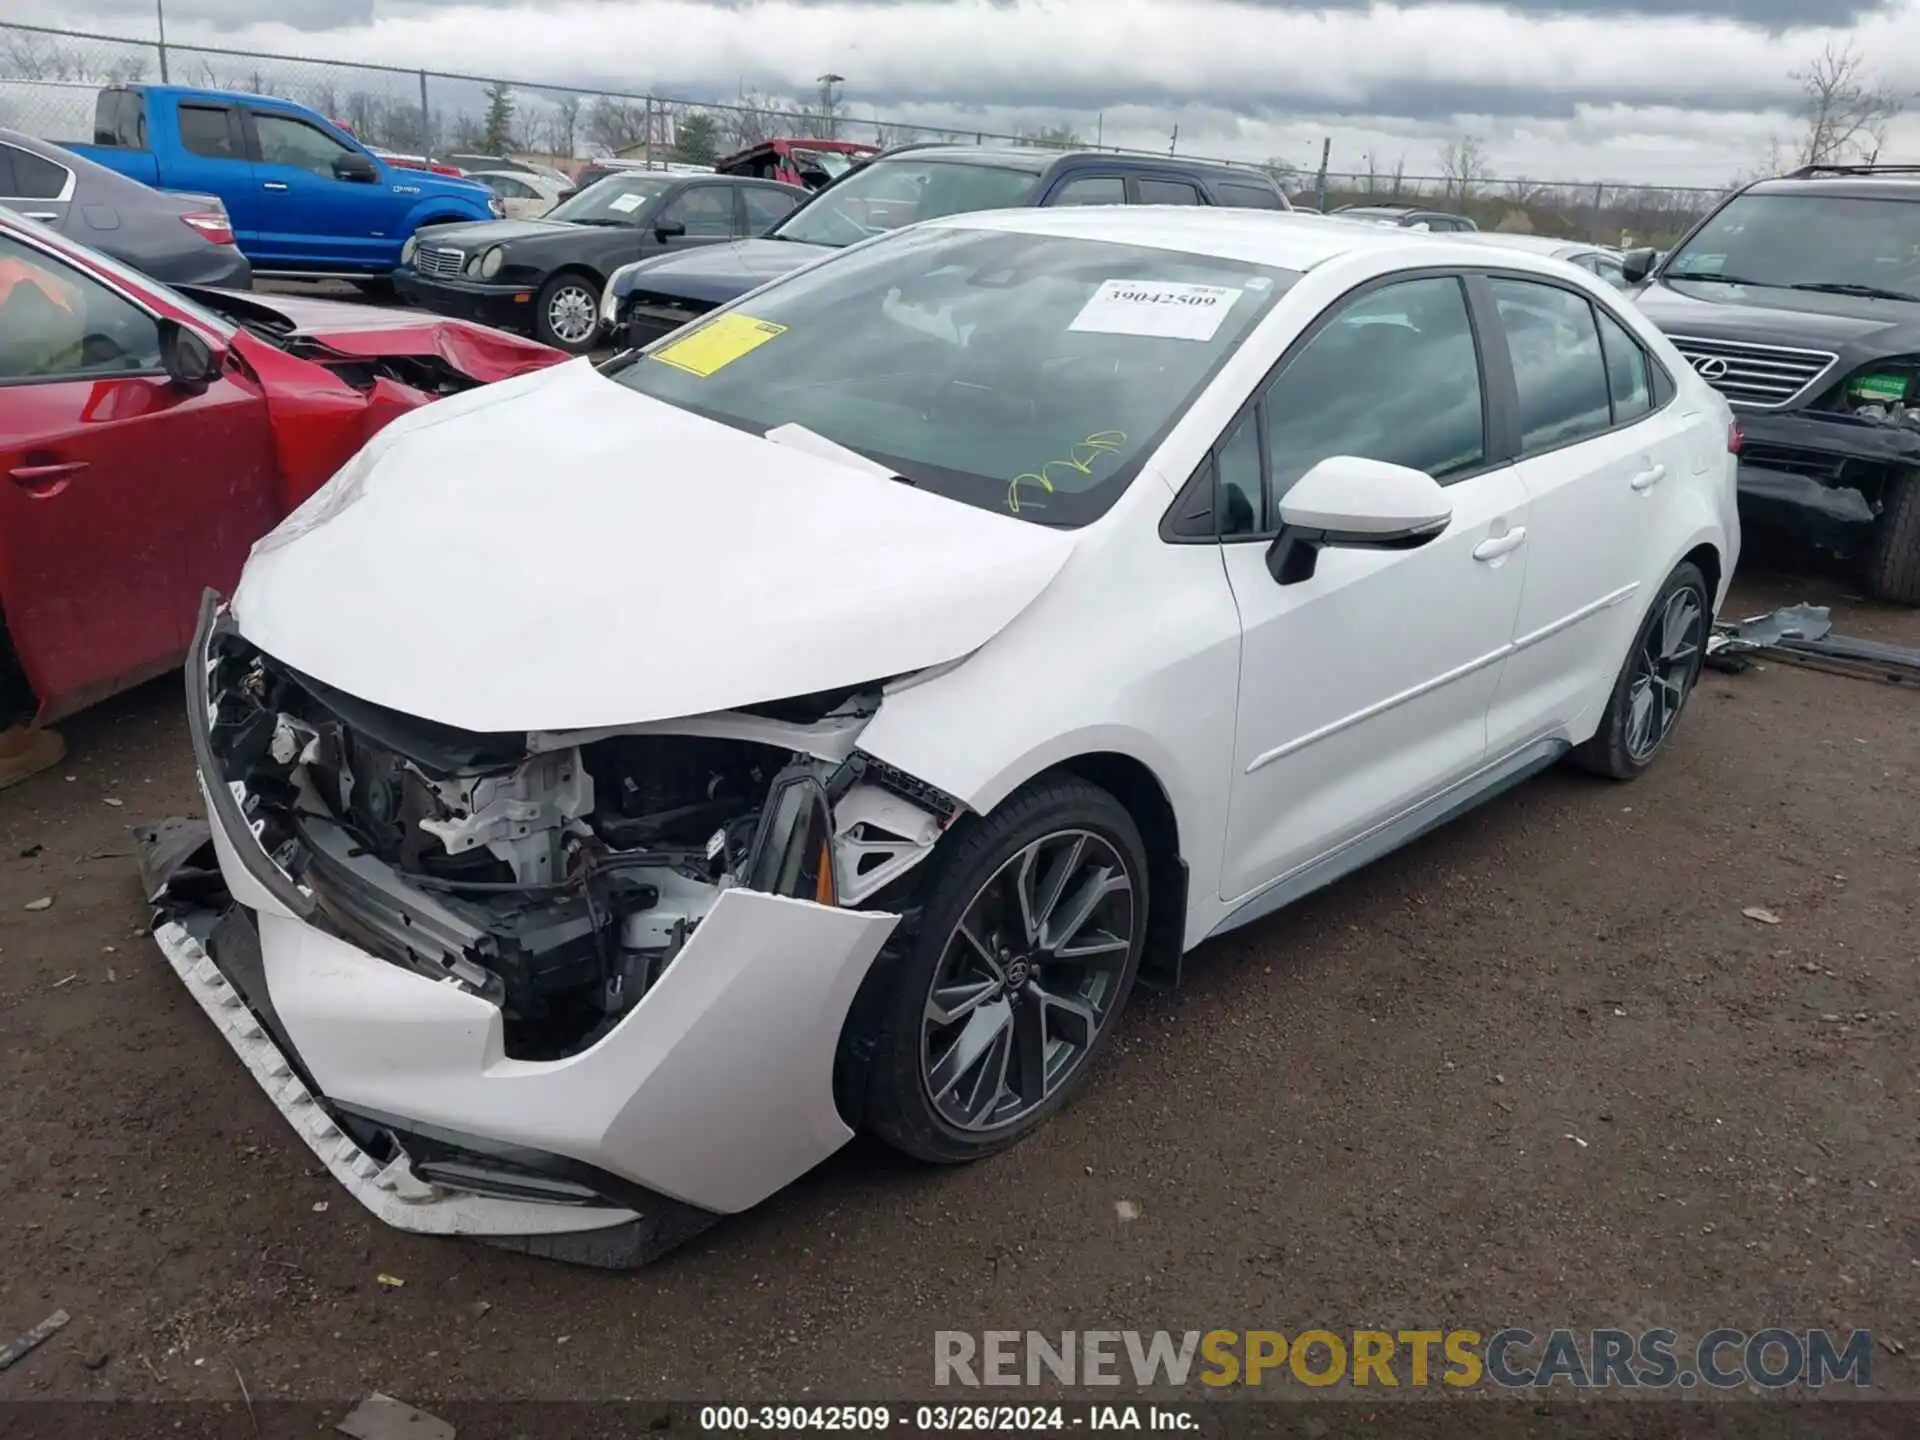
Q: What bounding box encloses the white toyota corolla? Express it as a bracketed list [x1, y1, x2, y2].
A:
[167, 207, 1739, 1266]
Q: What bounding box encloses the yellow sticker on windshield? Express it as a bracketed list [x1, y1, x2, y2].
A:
[650, 313, 787, 377]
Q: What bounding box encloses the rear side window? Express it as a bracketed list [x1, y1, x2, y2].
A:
[1052, 175, 1127, 206]
[1218, 182, 1282, 210]
[1136, 177, 1204, 206]
[179, 105, 239, 159]
[1594, 306, 1653, 423]
[4, 147, 70, 201]
[93, 90, 147, 148]
[1489, 277, 1612, 453]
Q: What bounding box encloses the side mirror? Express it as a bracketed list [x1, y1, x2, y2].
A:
[333, 152, 378, 183]
[653, 219, 687, 241]
[1620, 246, 1658, 285]
[160, 319, 222, 395]
[1266, 455, 1452, 585]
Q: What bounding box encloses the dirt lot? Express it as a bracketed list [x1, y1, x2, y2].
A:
[1, 561, 1914, 1413]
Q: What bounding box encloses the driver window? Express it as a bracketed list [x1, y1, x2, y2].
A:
[1262, 275, 1485, 504]
[253, 113, 353, 177]
[0, 235, 162, 382]
[657, 186, 735, 238]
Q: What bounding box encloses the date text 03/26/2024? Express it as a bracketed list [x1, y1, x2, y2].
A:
[698, 1405, 1193, 1431]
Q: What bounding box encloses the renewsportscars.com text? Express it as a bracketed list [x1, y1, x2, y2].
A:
[933, 1328, 1875, 1390]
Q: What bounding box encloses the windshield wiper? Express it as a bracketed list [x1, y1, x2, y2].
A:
[1663, 270, 1769, 286]
[1790, 281, 1920, 303]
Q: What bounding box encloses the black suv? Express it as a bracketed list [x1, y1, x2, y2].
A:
[1624, 164, 1920, 601]
[601, 144, 1291, 350]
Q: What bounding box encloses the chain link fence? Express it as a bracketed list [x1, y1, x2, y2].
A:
[1, 19, 1724, 242]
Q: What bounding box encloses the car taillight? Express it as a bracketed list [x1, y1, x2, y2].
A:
[1727, 422, 1743, 455]
[181, 210, 235, 246]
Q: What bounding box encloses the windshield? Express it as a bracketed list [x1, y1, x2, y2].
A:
[547, 174, 673, 226]
[772, 158, 1044, 248]
[608, 225, 1297, 526]
[1663, 192, 1920, 298]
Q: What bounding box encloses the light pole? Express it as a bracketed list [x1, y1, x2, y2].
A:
[816, 72, 844, 140]
[155, 0, 169, 82]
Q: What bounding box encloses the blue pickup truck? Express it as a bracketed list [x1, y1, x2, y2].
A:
[64, 84, 500, 279]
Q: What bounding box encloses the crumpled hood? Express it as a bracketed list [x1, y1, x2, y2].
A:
[231, 359, 1076, 733]
[609, 238, 835, 306]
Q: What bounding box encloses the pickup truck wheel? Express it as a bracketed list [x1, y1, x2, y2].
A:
[535, 274, 602, 354]
[1864, 468, 1920, 604]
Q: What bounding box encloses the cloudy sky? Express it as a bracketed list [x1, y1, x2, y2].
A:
[12, 0, 1918, 185]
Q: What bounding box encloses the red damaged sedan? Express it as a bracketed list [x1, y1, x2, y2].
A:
[0, 207, 563, 774]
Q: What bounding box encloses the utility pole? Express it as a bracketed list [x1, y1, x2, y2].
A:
[816, 73, 844, 140]
[1168, 123, 1178, 154]
[155, 0, 169, 82]
[1313, 136, 1331, 211]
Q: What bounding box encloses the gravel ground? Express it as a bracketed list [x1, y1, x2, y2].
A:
[1, 559, 1914, 1415]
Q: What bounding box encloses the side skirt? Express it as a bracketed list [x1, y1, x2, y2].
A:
[1206, 735, 1571, 943]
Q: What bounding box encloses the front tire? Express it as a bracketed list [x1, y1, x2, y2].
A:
[1864, 468, 1920, 604]
[864, 777, 1148, 1164]
[535, 272, 602, 354]
[1572, 560, 1710, 779]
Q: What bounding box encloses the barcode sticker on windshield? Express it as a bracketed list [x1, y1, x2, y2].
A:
[1069, 280, 1242, 341]
[608, 192, 646, 214]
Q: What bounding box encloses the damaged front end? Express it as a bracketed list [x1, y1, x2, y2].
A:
[171, 592, 961, 1263]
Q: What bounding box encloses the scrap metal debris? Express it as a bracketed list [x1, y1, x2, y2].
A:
[0, 1309, 70, 1371]
[1708, 603, 1918, 684]
[23, 897, 52, 912]
[336, 1393, 456, 1440]
[1743, 907, 1783, 926]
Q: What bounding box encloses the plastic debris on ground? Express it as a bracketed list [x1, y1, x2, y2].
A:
[1708, 602, 1918, 684]
[336, 1392, 457, 1440]
[0, 1310, 71, 1371]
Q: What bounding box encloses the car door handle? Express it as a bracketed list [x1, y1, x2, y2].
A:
[1472, 527, 1527, 561]
[1630, 462, 1667, 492]
[22, 211, 59, 221]
[262, 181, 289, 191]
[9, 460, 87, 495]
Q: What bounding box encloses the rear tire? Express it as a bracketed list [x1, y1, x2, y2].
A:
[1571, 561, 1710, 780]
[864, 777, 1148, 1164]
[534, 272, 602, 354]
[1864, 468, 1920, 604]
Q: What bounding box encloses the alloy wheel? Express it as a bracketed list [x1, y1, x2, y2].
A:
[1625, 586, 1703, 761]
[920, 829, 1136, 1132]
[546, 284, 598, 346]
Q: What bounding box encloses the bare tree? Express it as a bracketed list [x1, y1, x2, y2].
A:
[1503, 175, 1545, 206]
[1727, 135, 1787, 188]
[585, 95, 650, 153]
[720, 89, 777, 151]
[1388, 154, 1407, 200]
[1019, 123, 1084, 150]
[1438, 134, 1491, 200]
[553, 94, 582, 159]
[2, 32, 91, 80]
[1793, 43, 1899, 168]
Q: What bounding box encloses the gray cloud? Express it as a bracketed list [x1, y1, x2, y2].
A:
[59, 0, 1899, 33]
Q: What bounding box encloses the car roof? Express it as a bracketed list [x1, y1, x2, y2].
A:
[1443, 232, 1588, 257]
[1746, 174, 1920, 202]
[931, 205, 1515, 271]
[870, 144, 1278, 183]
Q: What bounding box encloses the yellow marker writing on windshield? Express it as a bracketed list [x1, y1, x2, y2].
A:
[1008, 431, 1126, 514]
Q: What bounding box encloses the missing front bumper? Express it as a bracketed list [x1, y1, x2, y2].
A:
[171, 593, 904, 1257]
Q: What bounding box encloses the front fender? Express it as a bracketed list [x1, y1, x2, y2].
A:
[402, 197, 494, 233]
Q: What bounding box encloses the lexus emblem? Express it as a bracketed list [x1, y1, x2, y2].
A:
[1691, 355, 1730, 381]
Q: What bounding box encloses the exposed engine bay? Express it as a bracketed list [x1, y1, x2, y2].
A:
[201, 624, 958, 1060]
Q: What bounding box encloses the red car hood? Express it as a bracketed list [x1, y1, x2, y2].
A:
[186, 285, 559, 384]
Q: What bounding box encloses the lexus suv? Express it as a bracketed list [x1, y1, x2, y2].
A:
[1624, 164, 1920, 601]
